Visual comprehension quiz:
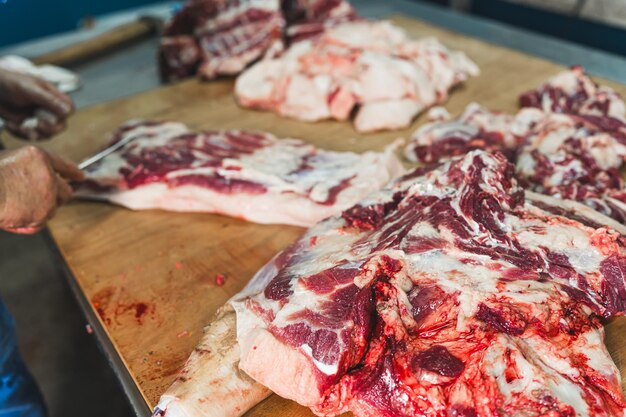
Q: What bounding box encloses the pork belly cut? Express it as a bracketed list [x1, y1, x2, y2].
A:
[76, 120, 404, 227]
[229, 150, 626, 417]
[158, 0, 356, 82]
[235, 20, 478, 132]
[519, 65, 626, 118]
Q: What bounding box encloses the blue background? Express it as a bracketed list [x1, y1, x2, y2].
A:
[0, 1, 162, 48]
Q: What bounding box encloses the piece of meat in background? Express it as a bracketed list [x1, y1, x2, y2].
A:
[158, 0, 356, 82]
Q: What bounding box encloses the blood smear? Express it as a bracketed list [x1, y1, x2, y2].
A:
[215, 273, 226, 286]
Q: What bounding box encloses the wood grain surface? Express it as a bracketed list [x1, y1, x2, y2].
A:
[4, 16, 626, 416]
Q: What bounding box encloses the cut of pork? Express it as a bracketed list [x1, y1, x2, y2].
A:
[76, 120, 405, 227]
[519, 65, 626, 118]
[235, 20, 479, 132]
[158, 0, 357, 82]
[227, 150, 626, 417]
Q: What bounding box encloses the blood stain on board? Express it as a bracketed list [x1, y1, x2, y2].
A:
[90, 286, 156, 326]
[215, 273, 226, 286]
[91, 287, 115, 325]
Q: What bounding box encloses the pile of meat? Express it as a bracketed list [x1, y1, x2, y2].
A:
[405, 66, 626, 222]
[235, 20, 478, 132]
[157, 150, 626, 417]
[159, 0, 357, 82]
[159, 0, 478, 132]
[76, 120, 404, 227]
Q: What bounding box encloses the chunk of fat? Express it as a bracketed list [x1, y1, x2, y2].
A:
[154, 305, 270, 417]
[355, 99, 422, 132]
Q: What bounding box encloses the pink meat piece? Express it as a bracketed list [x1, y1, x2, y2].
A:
[519, 65, 626, 118]
[158, 0, 357, 82]
[404, 103, 520, 163]
[232, 150, 626, 417]
[76, 120, 405, 227]
[235, 20, 478, 132]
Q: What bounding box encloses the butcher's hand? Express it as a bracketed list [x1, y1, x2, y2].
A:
[0, 146, 84, 234]
[0, 67, 74, 140]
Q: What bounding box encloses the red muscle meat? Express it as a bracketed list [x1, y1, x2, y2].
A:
[232, 150, 626, 417]
[76, 120, 404, 227]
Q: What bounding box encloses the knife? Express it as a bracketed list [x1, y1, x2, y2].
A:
[78, 133, 140, 170]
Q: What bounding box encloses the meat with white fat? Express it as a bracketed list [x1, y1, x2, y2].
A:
[157, 150, 626, 417]
[76, 120, 405, 227]
[231, 150, 626, 417]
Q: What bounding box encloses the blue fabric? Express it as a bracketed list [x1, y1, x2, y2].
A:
[0, 300, 47, 417]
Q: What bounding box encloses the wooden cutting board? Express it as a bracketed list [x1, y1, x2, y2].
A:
[5, 15, 626, 416]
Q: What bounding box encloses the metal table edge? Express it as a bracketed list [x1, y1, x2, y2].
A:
[41, 229, 152, 417]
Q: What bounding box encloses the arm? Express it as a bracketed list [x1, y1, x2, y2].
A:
[0, 146, 84, 234]
[0, 67, 74, 140]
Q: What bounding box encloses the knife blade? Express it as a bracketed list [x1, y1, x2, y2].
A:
[78, 133, 140, 170]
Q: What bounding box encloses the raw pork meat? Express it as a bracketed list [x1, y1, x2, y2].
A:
[76, 120, 404, 227]
[515, 108, 626, 222]
[158, 0, 284, 82]
[405, 68, 626, 222]
[283, 0, 358, 43]
[157, 150, 626, 417]
[232, 150, 626, 416]
[404, 103, 519, 163]
[235, 20, 479, 132]
[158, 0, 356, 82]
[519, 66, 626, 118]
[154, 305, 271, 417]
